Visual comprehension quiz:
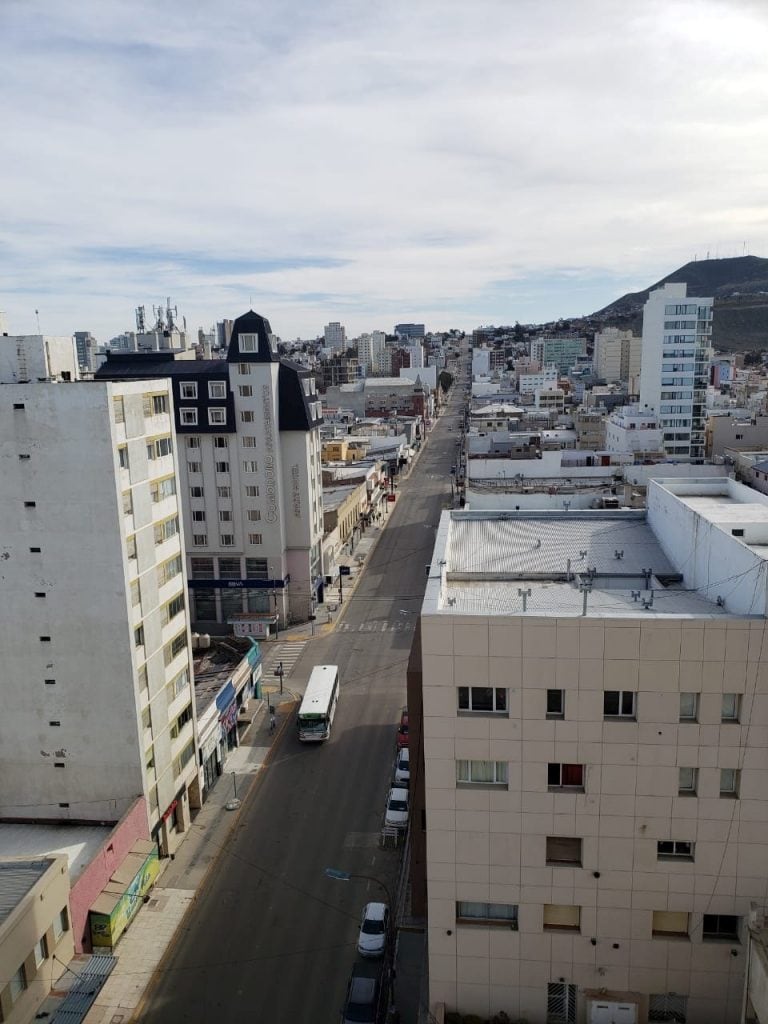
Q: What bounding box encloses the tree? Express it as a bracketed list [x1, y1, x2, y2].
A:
[439, 370, 454, 392]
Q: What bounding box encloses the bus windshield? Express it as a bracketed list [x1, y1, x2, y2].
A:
[297, 665, 340, 742]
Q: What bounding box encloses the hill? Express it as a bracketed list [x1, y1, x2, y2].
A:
[592, 256, 768, 351]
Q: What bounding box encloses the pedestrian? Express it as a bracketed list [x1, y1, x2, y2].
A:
[269, 712, 276, 734]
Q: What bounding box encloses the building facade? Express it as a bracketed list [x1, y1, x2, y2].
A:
[593, 328, 642, 384]
[639, 283, 713, 461]
[419, 479, 768, 1024]
[0, 379, 198, 853]
[531, 336, 587, 375]
[324, 321, 347, 350]
[97, 310, 325, 629]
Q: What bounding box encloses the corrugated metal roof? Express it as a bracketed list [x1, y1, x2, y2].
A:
[0, 859, 52, 923]
[50, 953, 117, 1023]
[447, 514, 672, 577]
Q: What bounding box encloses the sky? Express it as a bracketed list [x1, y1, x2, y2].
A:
[1, 0, 767, 342]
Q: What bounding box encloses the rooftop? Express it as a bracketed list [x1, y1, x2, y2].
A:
[0, 824, 112, 883]
[0, 858, 55, 924]
[193, 636, 260, 717]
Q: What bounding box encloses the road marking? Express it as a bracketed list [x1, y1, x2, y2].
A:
[261, 641, 307, 678]
[343, 832, 380, 849]
[338, 621, 414, 634]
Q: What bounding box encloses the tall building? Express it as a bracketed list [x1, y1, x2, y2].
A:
[530, 336, 586, 375]
[324, 321, 347, 350]
[357, 331, 386, 375]
[0, 378, 198, 854]
[97, 310, 324, 629]
[74, 330, 98, 372]
[593, 327, 642, 384]
[639, 283, 713, 461]
[0, 334, 79, 383]
[395, 323, 425, 339]
[417, 478, 768, 1024]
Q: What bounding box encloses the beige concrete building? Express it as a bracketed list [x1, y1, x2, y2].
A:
[593, 328, 642, 385]
[0, 856, 73, 1023]
[420, 478, 768, 1024]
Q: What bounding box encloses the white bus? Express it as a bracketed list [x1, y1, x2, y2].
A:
[297, 664, 340, 742]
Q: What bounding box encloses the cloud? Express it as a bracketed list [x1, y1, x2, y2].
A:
[1, 0, 767, 338]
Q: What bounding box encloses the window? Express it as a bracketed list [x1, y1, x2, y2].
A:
[243, 460, 258, 473]
[209, 381, 227, 399]
[151, 477, 176, 503]
[152, 394, 168, 415]
[191, 557, 214, 577]
[239, 333, 258, 352]
[138, 665, 148, 691]
[158, 554, 183, 586]
[218, 558, 241, 579]
[164, 630, 187, 665]
[652, 910, 689, 938]
[220, 534, 235, 546]
[180, 408, 198, 426]
[188, 461, 202, 474]
[161, 592, 185, 625]
[248, 533, 263, 545]
[546, 837, 582, 866]
[186, 436, 200, 449]
[456, 760, 508, 786]
[543, 904, 580, 931]
[209, 408, 227, 425]
[142, 395, 153, 417]
[52, 907, 69, 940]
[134, 624, 145, 648]
[219, 510, 233, 522]
[122, 490, 133, 515]
[657, 840, 694, 860]
[247, 509, 262, 521]
[546, 689, 565, 718]
[242, 435, 258, 447]
[174, 739, 196, 777]
[702, 914, 740, 941]
[678, 767, 697, 795]
[548, 763, 584, 790]
[239, 385, 253, 397]
[192, 510, 206, 522]
[246, 558, 268, 578]
[113, 396, 125, 423]
[217, 486, 231, 498]
[720, 768, 740, 797]
[547, 982, 577, 1024]
[118, 446, 129, 469]
[180, 382, 198, 400]
[215, 461, 230, 473]
[213, 436, 228, 448]
[241, 410, 255, 422]
[238, 362, 252, 374]
[147, 436, 173, 459]
[170, 667, 190, 699]
[193, 534, 208, 546]
[604, 690, 636, 718]
[721, 693, 741, 722]
[130, 579, 141, 608]
[154, 516, 179, 544]
[679, 692, 699, 722]
[10, 964, 27, 1002]
[246, 485, 260, 497]
[126, 535, 137, 560]
[34, 935, 48, 966]
[171, 703, 194, 738]
[457, 687, 508, 714]
[649, 993, 688, 1022]
[456, 901, 518, 927]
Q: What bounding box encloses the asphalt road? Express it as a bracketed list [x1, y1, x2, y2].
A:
[139, 362, 467, 1024]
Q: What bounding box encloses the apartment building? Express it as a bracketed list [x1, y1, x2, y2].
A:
[639, 283, 713, 461]
[604, 404, 665, 458]
[357, 331, 386, 375]
[531, 337, 587, 375]
[324, 321, 347, 350]
[593, 328, 642, 384]
[418, 478, 768, 1024]
[97, 309, 324, 629]
[0, 379, 197, 854]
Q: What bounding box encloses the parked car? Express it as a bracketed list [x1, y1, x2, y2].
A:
[341, 969, 381, 1024]
[396, 708, 409, 750]
[394, 747, 410, 785]
[385, 786, 409, 829]
[357, 901, 389, 958]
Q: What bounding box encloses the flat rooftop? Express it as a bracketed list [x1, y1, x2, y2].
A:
[426, 509, 744, 619]
[0, 824, 112, 883]
[193, 636, 258, 716]
[0, 859, 55, 923]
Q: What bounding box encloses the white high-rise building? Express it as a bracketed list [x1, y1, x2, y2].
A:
[418, 478, 768, 1024]
[639, 283, 713, 461]
[324, 321, 347, 350]
[358, 331, 386, 376]
[97, 310, 325, 629]
[0, 378, 198, 854]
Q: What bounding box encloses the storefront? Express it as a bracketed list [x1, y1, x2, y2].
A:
[200, 730, 222, 797]
[217, 681, 239, 751]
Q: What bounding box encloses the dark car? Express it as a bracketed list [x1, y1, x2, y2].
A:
[396, 708, 409, 750]
[341, 970, 380, 1023]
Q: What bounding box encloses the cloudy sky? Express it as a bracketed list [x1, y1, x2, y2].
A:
[1, 0, 766, 341]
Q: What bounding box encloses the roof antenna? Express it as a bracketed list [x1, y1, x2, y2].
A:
[35, 309, 41, 333]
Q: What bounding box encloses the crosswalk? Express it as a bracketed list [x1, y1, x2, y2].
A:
[337, 620, 415, 634]
[259, 641, 307, 682]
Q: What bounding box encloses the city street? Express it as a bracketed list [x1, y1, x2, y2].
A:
[138, 364, 466, 1022]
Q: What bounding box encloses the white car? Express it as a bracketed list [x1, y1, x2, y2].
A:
[357, 901, 389, 958]
[394, 748, 410, 785]
[385, 787, 409, 829]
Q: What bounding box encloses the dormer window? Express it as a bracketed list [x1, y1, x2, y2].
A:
[240, 334, 258, 352]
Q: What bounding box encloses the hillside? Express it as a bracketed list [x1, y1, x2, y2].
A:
[592, 255, 768, 351]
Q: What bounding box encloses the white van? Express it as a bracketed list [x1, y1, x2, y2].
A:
[394, 748, 410, 784]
